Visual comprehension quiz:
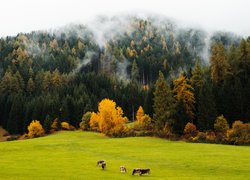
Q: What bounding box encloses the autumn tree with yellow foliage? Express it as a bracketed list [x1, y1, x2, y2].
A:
[173, 74, 195, 120]
[89, 98, 128, 136]
[136, 106, 144, 123]
[27, 120, 45, 138]
[135, 106, 153, 131]
[89, 112, 99, 131]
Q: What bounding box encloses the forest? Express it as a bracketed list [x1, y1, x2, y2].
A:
[0, 16, 249, 144]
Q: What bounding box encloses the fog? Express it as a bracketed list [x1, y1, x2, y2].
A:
[0, 0, 249, 38]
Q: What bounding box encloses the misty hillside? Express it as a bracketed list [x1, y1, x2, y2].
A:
[0, 15, 249, 136]
[0, 15, 241, 82]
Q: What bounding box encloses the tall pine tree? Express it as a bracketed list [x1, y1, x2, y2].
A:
[197, 79, 217, 131]
[210, 42, 229, 84]
[153, 71, 175, 129]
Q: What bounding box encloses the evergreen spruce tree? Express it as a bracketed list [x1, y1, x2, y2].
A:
[190, 61, 204, 125]
[172, 100, 189, 134]
[197, 80, 217, 131]
[44, 114, 52, 133]
[0, 71, 13, 94]
[26, 77, 35, 95]
[153, 71, 176, 129]
[190, 61, 204, 90]
[210, 42, 229, 84]
[131, 59, 139, 82]
[14, 71, 25, 92]
[7, 93, 24, 134]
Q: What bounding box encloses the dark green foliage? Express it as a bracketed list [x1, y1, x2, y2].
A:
[80, 112, 92, 130]
[0, 18, 249, 136]
[190, 61, 204, 125]
[172, 100, 189, 134]
[44, 115, 52, 133]
[7, 93, 25, 134]
[197, 79, 217, 131]
[153, 71, 176, 129]
[214, 38, 250, 124]
[131, 60, 139, 82]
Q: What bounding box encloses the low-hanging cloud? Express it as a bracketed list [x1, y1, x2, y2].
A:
[14, 12, 245, 80]
[73, 51, 97, 74]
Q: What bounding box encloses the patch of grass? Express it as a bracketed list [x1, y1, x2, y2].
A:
[0, 131, 249, 179]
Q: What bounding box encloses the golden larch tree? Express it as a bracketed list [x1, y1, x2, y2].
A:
[173, 74, 195, 120]
[136, 106, 144, 123]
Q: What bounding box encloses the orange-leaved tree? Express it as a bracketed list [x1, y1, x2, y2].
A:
[89, 112, 99, 131]
[135, 106, 153, 131]
[136, 106, 144, 123]
[27, 120, 45, 138]
[173, 74, 195, 120]
[89, 98, 128, 136]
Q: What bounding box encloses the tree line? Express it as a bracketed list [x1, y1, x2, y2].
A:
[0, 18, 249, 143]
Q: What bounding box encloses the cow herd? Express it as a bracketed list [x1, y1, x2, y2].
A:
[97, 160, 150, 176]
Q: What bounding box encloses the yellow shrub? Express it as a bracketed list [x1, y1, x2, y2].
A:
[89, 112, 100, 131]
[134, 114, 153, 131]
[61, 122, 70, 130]
[27, 120, 45, 138]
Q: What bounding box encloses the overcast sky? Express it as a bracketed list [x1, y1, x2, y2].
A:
[0, 0, 249, 37]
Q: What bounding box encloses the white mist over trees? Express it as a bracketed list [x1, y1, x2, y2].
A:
[0, 0, 250, 37]
[12, 14, 241, 81]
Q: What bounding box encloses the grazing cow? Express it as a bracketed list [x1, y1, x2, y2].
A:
[132, 168, 141, 175]
[101, 162, 106, 170]
[97, 160, 105, 166]
[120, 166, 127, 173]
[132, 168, 150, 176]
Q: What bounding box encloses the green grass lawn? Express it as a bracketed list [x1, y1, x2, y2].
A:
[0, 131, 249, 179]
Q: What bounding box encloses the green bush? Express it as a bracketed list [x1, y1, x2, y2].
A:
[214, 115, 229, 142]
[79, 112, 92, 130]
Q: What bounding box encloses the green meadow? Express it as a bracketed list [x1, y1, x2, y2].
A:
[0, 131, 249, 179]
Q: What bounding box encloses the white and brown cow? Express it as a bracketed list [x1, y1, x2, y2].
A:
[120, 166, 127, 173]
[97, 160, 106, 170]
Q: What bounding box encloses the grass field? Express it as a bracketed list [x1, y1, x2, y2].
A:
[0, 131, 249, 179]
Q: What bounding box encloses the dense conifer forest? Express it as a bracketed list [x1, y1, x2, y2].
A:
[0, 16, 249, 143]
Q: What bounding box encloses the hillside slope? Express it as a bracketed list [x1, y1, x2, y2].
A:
[0, 131, 249, 179]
